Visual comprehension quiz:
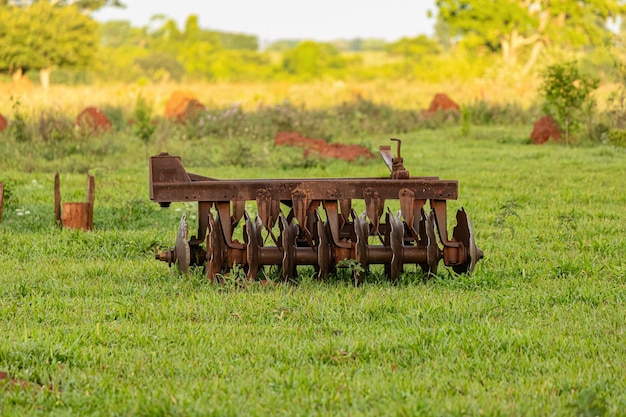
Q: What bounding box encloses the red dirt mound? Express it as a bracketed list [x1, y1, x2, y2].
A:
[75, 106, 112, 133]
[165, 90, 205, 122]
[427, 93, 460, 113]
[0, 114, 7, 132]
[530, 115, 562, 144]
[275, 131, 375, 161]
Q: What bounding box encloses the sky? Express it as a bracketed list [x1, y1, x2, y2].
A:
[92, 0, 437, 44]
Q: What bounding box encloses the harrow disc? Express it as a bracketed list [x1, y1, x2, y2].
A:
[452, 208, 484, 274]
[175, 214, 190, 274]
[315, 211, 331, 280]
[418, 210, 440, 275]
[244, 212, 263, 280]
[389, 210, 404, 282]
[279, 213, 298, 281]
[353, 210, 369, 285]
[206, 212, 225, 281]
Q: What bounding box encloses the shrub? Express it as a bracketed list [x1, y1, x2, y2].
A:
[10, 96, 29, 143]
[607, 129, 626, 147]
[38, 110, 74, 142]
[539, 61, 599, 145]
[133, 95, 156, 156]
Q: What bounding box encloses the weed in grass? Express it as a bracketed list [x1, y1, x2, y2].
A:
[336, 259, 365, 286]
[10, 96, 29, 143]
[493, 199, 521, 237]
[558, 210, 578, 234]
[216, 263, 250, 290]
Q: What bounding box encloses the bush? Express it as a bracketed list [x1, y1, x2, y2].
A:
[607, 129, 626, 147]
[38, 110, 74, 142]
[10, 96, 30, 143]
[539, 61, 599, 145]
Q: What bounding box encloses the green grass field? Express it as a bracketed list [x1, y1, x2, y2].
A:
[1, 125, 625, 416]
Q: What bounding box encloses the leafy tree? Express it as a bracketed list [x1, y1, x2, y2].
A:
[540, 61, 599, 145]
[96, 14, 264, 82]
[99, 20, 143, 48]
[386, 35, 441, 57]
[281, 41, 349, 79]
[0, 0, 124, 12]
[176, 41, 218, 77]
[605, 34, 626, 129]
[0, 6, 32, 80]
[357, 39, 387, 51]
[34, 3, 98, 87]
[0, 2, 99, 86]
[208, 50, 272, 81]
[330, 38, 388, 52]
[386, 35, 442, 78]
[436, 0, 626, 74]
[95, 44, 148, 81]
[217, 32, 258, 51]
[266, 39, 300, 52]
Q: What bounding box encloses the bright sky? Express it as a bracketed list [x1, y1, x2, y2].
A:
[92, 0, 437, 44]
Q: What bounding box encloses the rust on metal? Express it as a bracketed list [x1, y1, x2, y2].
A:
[150, 139, 483, 283]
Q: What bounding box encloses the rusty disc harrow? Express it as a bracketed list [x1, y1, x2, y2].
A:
[151, 140, 484, 283]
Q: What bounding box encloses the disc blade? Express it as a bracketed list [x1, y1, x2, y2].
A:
[452, 208, 484, 274]
[175, 213, 190, 274]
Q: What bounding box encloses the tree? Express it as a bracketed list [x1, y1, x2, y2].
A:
[0, 0, 124, 13]
[217, 32, 258, 51]
[134, 53, 185, 81]
[540, 61, 599, 145]
[436, 0, 626, 74]
[0, 6, 32, 80]
[281, 41, 348, 79]
[386, 35, 442, 78]
[0, 2, 99, 87]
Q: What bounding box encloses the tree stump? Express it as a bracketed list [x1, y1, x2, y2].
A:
[55, 173, 95, 230]
[61, 202, 91, 230]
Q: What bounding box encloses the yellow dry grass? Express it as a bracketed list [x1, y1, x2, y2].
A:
[4, 75, 611, 118]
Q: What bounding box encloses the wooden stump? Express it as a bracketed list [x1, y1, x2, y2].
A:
[55, 173, 95, 231]
[61, 202, 92, 231]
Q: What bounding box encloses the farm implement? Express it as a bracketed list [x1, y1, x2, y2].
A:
[150, 139, 483, 283]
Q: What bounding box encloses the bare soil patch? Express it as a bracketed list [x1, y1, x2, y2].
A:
[275, 131, 375, 161]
